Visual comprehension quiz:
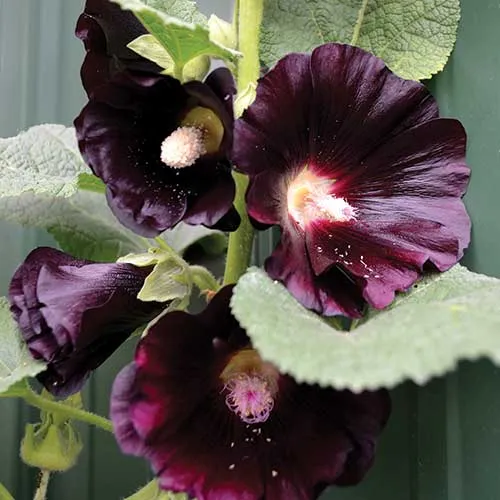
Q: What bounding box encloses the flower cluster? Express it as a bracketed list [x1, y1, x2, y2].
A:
[6, 0, 472, 498]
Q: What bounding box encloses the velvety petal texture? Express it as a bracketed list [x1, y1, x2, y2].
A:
[8, 247, 164, 397]
[233, 43, 471, 317]
[76, 0, 160, 95]
[111, 286, 390, 500]
[75, 68, 239, 237]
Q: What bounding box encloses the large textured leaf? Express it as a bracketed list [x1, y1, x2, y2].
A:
[260, 0, 460, 80]
[0, 298, 45, 394]
[111, 0, 239, 71]
[0, 124, 86, 198]
[142, 0, 207, 24]
[0, 124, 145, 261]
[231, 266, 500, 392]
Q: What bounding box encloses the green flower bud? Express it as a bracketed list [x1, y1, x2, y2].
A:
[20, 421, 83, 472]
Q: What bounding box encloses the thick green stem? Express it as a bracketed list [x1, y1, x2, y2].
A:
[223, 173, 254, 285]
[223, 0, 263, 285]
[22, 389, 113, 433]
[235, 0, 263, 94]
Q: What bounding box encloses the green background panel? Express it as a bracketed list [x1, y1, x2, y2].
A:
[0, 0, 499, 498]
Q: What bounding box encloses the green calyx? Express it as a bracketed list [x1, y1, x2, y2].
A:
[20, 393, 84, 472]
[118, 246, 220, 306]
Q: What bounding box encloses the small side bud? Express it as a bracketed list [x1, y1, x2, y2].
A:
[20, 422, 83, 472]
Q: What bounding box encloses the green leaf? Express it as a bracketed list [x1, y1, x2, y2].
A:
[0, 124, 86, 198]
[0, 125, 145, 261]
[0, 298, 45, 394]
[125, 479, 192, 500]
[128, 35, 210, 80]
[260, 0, 460, 80]
[128, 34, 176, 71]
[77, 173, 106, 194]
[231, 266, 500, 392]
[142, 0, 207, 25]
[111, 0, 239, 73]
[118, 248, 190, 303]
[161, 223, 227, 256]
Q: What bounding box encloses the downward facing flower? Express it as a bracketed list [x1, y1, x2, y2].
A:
[111, 286, 390, 500]
[233, 43, 471, 317]
[9, 247, 164, 397]
[75, 67, 239, 237]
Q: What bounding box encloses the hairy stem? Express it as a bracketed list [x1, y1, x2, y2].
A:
[33, 471, 50, 500]
[23, 389, 113, 433]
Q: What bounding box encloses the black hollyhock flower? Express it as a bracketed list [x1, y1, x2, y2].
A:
[111, 286, 390, 500]
[9, 247, 165, 397]
[74, 67, 240, 237]
[76, 0, 160, 95]
[233, 43, 471, 318]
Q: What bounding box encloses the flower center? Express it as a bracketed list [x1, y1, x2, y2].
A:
[221, 349, 279, 425]
[160, 106, 225, 169]
[287, 168, 356, 227]
[160, 126, 206, 168]
[224, 373, 274, 424]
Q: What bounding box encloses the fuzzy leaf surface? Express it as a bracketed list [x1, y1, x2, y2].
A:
[231, 266, 500, 391]
[111, 0, 239, 70]
[260, 0, 460, 80]
[0, 298, 45, 394]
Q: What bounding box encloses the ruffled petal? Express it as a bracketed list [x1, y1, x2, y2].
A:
[266, 229, 365, 317]
[234, 43, 470, 316]
[111, 287, 389, 499]
[76, 0, 159, 95]
[233, 53, 312, 176]
[75, 69, 238, 236]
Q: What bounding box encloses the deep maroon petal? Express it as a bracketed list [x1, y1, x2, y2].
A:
[75, 70, 238, 236]
[76, 0, 160, 95]
[232, 53, 313, 176]
[111, 287, 389, 499]
[308, 44, 438, 174]
[9, 247, 164, 396]
[235, 42, 470, 317]
[266, 229, 365, 317]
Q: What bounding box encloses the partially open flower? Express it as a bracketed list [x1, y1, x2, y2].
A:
[76, 0, 160, 95]
[75, 68, 239, 237]
[111, 286, 390, 500]
[9, 247, 165, 397]
[233, 43, 471, 317]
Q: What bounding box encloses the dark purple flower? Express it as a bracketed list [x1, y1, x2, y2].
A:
[9, 247, 165, 397]
[111, 286, 390, 500]
[76, 0, 160, 95]
[74, 67, 240, 237]
[233, 43, 471, 318]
